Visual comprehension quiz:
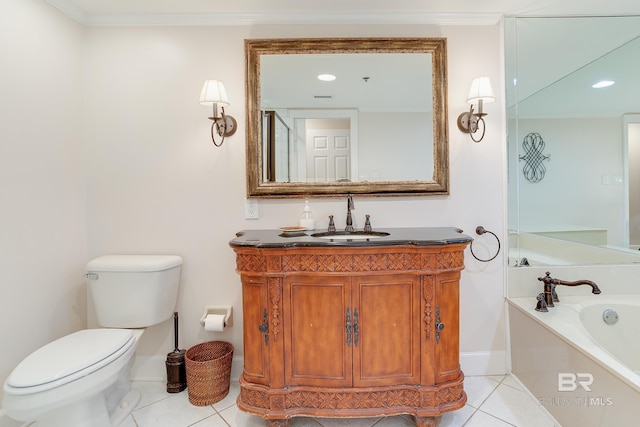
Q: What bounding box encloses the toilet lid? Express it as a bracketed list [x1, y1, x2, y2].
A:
[6, 329, 134, 390]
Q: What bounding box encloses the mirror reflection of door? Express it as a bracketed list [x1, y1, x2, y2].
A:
[290, 109, 359, 183]
[263, 110, 291, 182]
[305, 119, 351, 182]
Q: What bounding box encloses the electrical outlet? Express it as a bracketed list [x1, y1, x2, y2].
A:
[244, 199, 259, 219]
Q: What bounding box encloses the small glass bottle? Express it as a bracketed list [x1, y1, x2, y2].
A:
[299, 200, 315, 230]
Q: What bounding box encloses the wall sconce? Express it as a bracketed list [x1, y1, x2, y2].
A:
[200, 80, 237, 147]
[457, 76, 495, 143]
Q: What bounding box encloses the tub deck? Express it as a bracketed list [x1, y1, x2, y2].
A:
[508, 295, 640, 426]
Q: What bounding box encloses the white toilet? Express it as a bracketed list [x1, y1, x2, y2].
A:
[2, 254, 183, 427]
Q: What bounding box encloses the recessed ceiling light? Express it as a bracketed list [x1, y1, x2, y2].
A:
[317, 74, 336, 82]
[592, 80, 615, 89]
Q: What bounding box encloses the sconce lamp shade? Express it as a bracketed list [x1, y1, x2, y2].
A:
[200, 79, 236, 147]
[457, 75, 494, 142]
[466, 76, 495, 105]
[200, 80, 229, 106]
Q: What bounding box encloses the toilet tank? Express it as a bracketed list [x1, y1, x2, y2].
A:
[86, 255, 183, 328]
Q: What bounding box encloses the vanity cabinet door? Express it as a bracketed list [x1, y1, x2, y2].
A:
[241, 276, 270, 386]
[352, 275, 421, 387]
[283, 275, 353, 387]
[434, 271, 462, 384]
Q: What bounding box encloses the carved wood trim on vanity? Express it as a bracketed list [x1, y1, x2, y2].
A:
[236, 246, 465, 274]
[239, 376, 465, 414]
[233, 243, 469, 427]
[267, 277, 282, 342]
[423, 275, 435, 340]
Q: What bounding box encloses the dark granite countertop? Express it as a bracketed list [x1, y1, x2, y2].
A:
[229, 227, 472, 248]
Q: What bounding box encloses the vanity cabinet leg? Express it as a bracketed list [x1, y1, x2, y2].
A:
[267, 419, 290, 427]
[414, 416, 439, 427]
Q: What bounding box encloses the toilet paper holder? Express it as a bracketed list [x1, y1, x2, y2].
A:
[199, 305, 233, 328]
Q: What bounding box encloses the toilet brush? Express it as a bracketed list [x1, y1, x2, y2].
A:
[165, 312, 187, 393]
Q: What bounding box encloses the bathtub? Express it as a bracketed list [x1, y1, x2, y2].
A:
[508, 248, 573, 266]
[509, 232, 640, 265]
[508, 295, 640, 427]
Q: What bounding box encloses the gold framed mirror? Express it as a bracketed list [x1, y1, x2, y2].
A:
[245, 38, 448, 198]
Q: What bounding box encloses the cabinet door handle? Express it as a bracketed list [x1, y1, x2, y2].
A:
[353, 308, 359, 346]
[258, 308, 269, 345]
[435, 306, 445, 343]
[346, 308, 352, 346]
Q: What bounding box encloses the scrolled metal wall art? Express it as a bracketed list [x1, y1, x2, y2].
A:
[519, 132, 550, 182]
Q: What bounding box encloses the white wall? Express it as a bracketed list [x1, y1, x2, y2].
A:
[0, 5, 507, 406]
[513, 118, 625, 246]
[359, 112, 433, 181]
[0, 0, 86, 403]
[83, 22, 507, 376]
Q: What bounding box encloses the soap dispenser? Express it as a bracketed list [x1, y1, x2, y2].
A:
[299, 200, 315, 230]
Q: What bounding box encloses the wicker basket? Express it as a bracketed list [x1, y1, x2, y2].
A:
[185, 341, 234, 406]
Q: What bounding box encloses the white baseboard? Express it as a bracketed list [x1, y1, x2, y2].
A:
[131, 355, 244, 383]
[460, 351, 507, 376]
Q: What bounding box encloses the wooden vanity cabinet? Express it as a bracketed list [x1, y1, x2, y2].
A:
[232, 241, 469, 427]
[284, 274, 421, 389]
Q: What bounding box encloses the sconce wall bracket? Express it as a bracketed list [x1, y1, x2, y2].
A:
[208, 108, 237, 147]
[457, 111, 478, 133]
[457, 105, 486, 143]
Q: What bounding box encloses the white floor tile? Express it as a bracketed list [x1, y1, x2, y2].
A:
[464, 410, 515, 427]
[464, 376, 501, 408]
[132, 391, 216, 427]
[438, 405, 476, 427]
[485, 375, 506, 383]
[132, 380, 174, 409]
[373, 415, 416, 427]
[479, 383, 555, 427]
[190, 413, 232, 426]
[501, 375, 526, 391]
[218, 405, 269, 427]
[212, 381, 240, 412]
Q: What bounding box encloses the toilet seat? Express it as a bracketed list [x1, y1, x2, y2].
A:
[5, 329, 134, 395]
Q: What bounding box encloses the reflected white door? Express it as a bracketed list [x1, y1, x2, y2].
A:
[306, 129, 351, 182]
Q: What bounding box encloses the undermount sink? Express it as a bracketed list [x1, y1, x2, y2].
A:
[311, 231, 390, 240]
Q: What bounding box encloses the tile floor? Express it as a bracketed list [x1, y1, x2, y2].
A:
[121, 375, 560, 427]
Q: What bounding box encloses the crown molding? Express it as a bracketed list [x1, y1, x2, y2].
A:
[45, 2, 502, 27]
[46, 0, 87, 23]
[85, 12, 502, 26]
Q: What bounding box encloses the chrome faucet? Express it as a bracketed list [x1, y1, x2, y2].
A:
[535, 271, 601, 312]
[345, 194, 355, 231]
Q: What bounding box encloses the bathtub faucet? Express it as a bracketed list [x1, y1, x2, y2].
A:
[535, 271, 601, 312]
